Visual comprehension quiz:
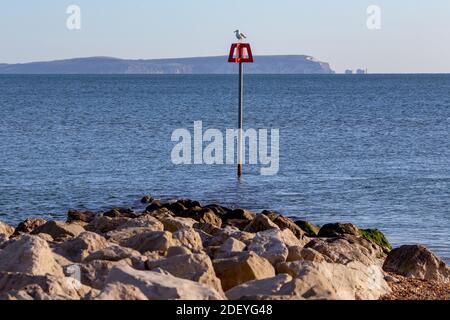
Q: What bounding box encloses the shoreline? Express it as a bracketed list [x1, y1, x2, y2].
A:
[0, 196, 449, 300]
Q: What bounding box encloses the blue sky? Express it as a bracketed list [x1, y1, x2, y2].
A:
[1, 0, 449, 73]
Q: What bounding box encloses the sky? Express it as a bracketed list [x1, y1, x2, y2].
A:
[1, 0, 449, 73]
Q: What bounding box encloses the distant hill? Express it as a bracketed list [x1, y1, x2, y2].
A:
[0, 56, 334, 74]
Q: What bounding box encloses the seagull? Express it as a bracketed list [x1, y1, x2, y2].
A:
[234, 30, 247, 41]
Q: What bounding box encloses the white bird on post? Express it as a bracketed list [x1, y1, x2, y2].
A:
[234, 30, 247, 42]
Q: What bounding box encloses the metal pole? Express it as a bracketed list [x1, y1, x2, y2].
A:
[237, 62, 244, 178]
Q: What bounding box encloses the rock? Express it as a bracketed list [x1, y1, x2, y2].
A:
[318, 223, 360, 237]
[0, 271, 91, 300]
[383, 245, 450, 283]
[104, 208, 138, 219]
[277, 228, 307, 247]
[359, 229, 392, 251]
[226, 274, 292, 300]
[213, 252, 275, 291]
[147, 207, 174, 221]
[167, 246, 192, 257]
[144, 200, 163, 213]
[96, 264, 224, 300]
[204, 204, 232, 217]
[295, 220, 320, 237]
[176, 199, 202, 209]
[146, 253, 223, 293]
[215, 238, 246, 259]
[58, 232, 108, 262]
[305, 235, 384, 266]
[227, 209, 255, 221]
[182, 208, 222, 228]
[262, 211, 305, 240]
[107, 227, 159, 244]
[223, 228, 256, 244]
[161, 216, 197, 232]
[278, 261, 390, 300]
[77, 259, 132, 290]
[117, 215, 163, 231]
[384, 274, 400, 283]
[12, 218, 47, 236]
[244, 214, 279, 233]
[286, 245, 303, 262]
[67, 210, 96, 223]
[140, 195, 154, 204]
[0, 234, 63, 277]
[85, 245, 142, 263]
[172, 228, 203, 252]
[224, 219, 250, 230]
[31, 221, 85, 241]
[286, 246, 325, 263]
[194, 222, 223, 237]
[0, 221, 14, 238]
[298, 247, 325, 263]
[125, 231, 172, 254]
[166, 202, 188, 216]
[199, 225, 254, 247]
[85, 216, 130, 234]
[0, 234, 8, 247]
[247, 229, 292, 265]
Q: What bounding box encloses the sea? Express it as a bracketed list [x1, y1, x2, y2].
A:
[0, 74, 449, 263]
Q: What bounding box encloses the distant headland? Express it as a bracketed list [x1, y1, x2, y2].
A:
[0, 56, 334, 74]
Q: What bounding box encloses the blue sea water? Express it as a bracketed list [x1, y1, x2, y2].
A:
[0, 74, 449, 263]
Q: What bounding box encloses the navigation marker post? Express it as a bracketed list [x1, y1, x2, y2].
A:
[228, 42, 254, 178]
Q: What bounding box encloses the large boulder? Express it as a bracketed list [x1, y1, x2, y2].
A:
[295, 220, 320, 237]
[116, 215, 163, 231]
[85, 245, 142, 263]
[262, 211, 305, 239]
[318, 223, 360, 237]
[12, 218, 47, 236]
[0, 221, 14, 238]
[204, 204, 232, 217]
[226, 209, 255, 221]
[160, 216, 197, 232]
[0, 235, 64, 277]
[359, 229, 392, 251]
[213, 252, 275, 291]
[78, 259, 131, 290]
[107, 227, 164, 244]
[244, 214, 279, 233]
[124, 231, 173, 254]
[305, 235, 385, 266]
[226, 274, 293, 300]
[167, 246, 192, 257]
[144, 199, 164, 213]
[96, 264, 224, 300]
[57, 232, 109, 262]
[172, 228, 203, 252]
[67, 210, 96, 223]
[165, 201, 188, 216]
[175, 199, 202, 209]
[215, 237, 246, 259]
[146, 253, 223, 293]
[278, 261, 391, 300]
[31, 221, 85, 241]
[0, 271, 92, 300]
[246, 229, 302, 265]
[103, 208, 137, 219]
[383, 245, 450, 283]
[182, 208, 223, 228]
[85, 216, 130, 234]
[286, 246, 325, 263]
